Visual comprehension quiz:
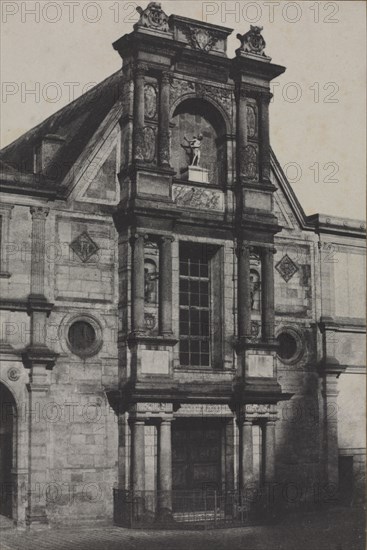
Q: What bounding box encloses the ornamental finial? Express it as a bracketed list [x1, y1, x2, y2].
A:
[236, 26, 270, 60]
[135, 2, 170, 33]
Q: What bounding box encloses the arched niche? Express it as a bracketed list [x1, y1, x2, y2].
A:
[171, 98, 227, 185]
[144, 258, 158, 304]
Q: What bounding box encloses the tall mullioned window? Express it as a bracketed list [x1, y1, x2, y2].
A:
[179, 244, 210, 367]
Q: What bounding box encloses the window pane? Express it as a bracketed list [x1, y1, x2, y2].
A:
[201, 354, 210, 366]
[200, 281, 208, 294]
[180, 322, 189, 335]
[180, 340, 189, 352]
[191, 294, 199, 306]
[191, 310, 200, 323]
[190, 263, 200, 277]
[180, 309, 189, 322]
[180, 279, 188, 292]
[191, 280, 199, 293]
[191, 322, 200, 335]
[191, 341, 200, 353]
[201, 341, 209, 354]
[191, 353, 200, 365]
[180, 261, 188, 276]
[201, 323, 209, 336]
[180, 352, 189, 365]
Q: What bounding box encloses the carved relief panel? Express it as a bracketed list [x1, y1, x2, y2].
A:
[246, 103, 258, 139]
[242, 98, 259, 181]
[142, 78, 158, 164]
[144, 83, 157, 120]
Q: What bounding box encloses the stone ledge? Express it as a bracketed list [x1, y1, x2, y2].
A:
[22, 344, 59, 370]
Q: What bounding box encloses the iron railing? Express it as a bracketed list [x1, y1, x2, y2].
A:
[113, 488, 267, 529]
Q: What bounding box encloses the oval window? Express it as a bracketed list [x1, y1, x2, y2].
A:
[277, 332, 298, 361]
[68, 321, 96, 354]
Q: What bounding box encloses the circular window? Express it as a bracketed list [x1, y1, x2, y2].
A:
[65, 315, 103, 358]
[276, 327, 304, 364]
[277, 333, 297, 360]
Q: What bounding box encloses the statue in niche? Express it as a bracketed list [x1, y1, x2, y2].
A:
[144, 261, 159, 303]
[182, 134, 203, 166]
[250, 269, 261, 311]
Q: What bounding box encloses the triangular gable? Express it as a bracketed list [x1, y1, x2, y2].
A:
[270, 149, 310, 232]
[63, 95, 124, 203]
[75, 125, 121, 205]
[273, 192, 294, 230]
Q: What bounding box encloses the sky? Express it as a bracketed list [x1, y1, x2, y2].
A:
[1, 0, 366, 220]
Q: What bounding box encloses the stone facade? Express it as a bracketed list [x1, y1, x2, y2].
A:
[0, 3, 365, 528]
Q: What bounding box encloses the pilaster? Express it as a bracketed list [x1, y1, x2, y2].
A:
[261, 246, 275, 342]
[158, 71, 171, 168]
[133, 62, 148, 163]
[237, 242, 251, 341]
[130, 233, 146, 336]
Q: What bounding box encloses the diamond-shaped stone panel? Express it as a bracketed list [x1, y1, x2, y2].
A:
[70, 232, 99, 263]
[275, 254, 298, 283]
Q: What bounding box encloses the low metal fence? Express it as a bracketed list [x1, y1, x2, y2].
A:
[113, 489, 266, 529]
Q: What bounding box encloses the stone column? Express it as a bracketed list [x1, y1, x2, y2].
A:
[30, 206, 49, 299]
[131, 234, 145, 335]
[236, 87, 247, 184]
[133, 62, 147, 162]
[259, 93, 271, 183]
[24, 209, 57, 527]
[264, 420, 276, 483]
[158, 419, 173, 518]
[131, 419, 145, 494]
[26, 365, 49, 527]
[159, 236, 173, 337]
[240, 419, 254, 492]
[238, 243, 251, 339]
[158, 71, 171, 167]
[261, 247, 275, 341]
[321, 374, 340, 489]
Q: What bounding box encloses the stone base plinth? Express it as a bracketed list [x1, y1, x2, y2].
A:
[181, 166, 209, 183]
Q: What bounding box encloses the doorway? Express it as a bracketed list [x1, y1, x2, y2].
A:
[0, 383, 16, 518]
[339, 455, 354, 504]
[172, 418, 222, 492]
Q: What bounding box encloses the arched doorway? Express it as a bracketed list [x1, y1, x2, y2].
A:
[0, 383, 16, 518]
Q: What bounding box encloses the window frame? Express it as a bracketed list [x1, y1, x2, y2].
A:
[64, 314, 103, 358]
[179, 244, 211, 368]
[178, 242, 224, 370]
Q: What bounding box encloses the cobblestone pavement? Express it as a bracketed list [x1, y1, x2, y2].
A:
[0, 507, 364, 550]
